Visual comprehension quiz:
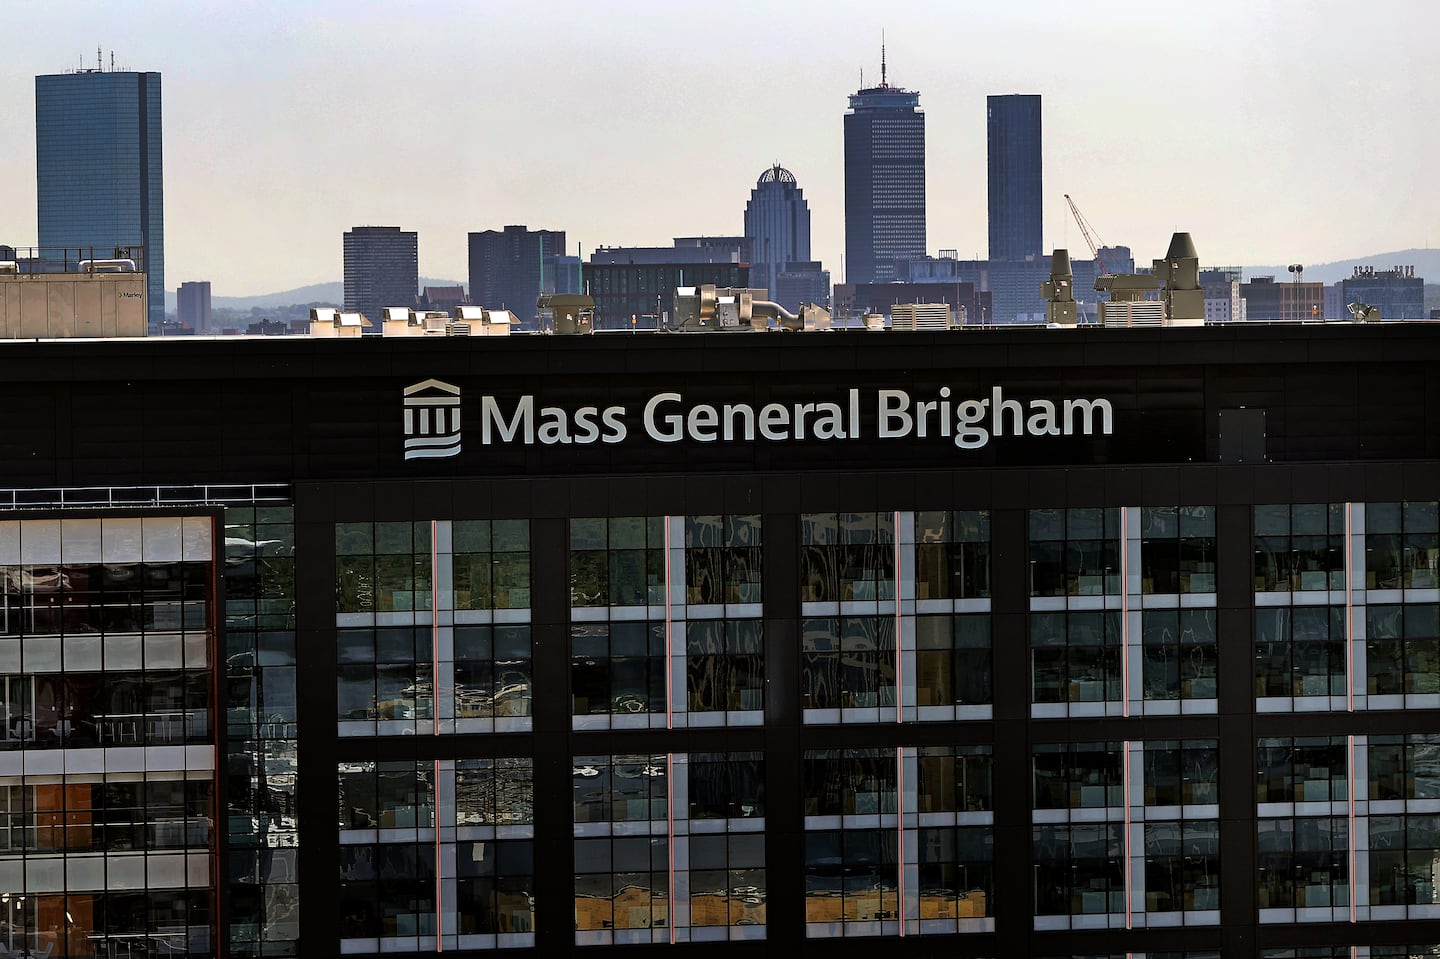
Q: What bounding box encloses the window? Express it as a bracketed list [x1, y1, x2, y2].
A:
[914, 510, 990, 599]
[1141, 506, 1216, 594]
[1256, 817, 1348, 911]
[1031, 611, 1122, 704]
[455, 625, 532, 721]
[1258, 738, 1347, 804]
[1368, 735, 1440, 802]
[1254, 504, 1345, 592]
[687, 620, 763, 714]
[572, 622, 665, 717]
[1144, 740, 1219, 806]
[801, 512, 895, 603]
[1033, 742, 1122, 810]
[1366, 605, 1440, 696]
[1255, 607, 1345, 700]
[802, 617, 895, 711]
[917, 746, 993, 813]
[335, 522, 431, 613]
[571, 517, 664, 607]
[336, 627, 434, 730]
[685, 515, 762, 604]
[337, 761, 434, 830]
[1144, 819, 1220, 913]
[1028, 508, 1120, 597]
[452, 520, 531, 610]
[915, 614, 991, 707]
[1032, 824, 1124, 915]
[1142, 609, 1217, 701]
[456, 757, 534, 826]
[1366, 502, 1440, 590]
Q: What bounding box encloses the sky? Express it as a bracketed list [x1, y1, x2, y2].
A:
[1, 0, 1437, 297]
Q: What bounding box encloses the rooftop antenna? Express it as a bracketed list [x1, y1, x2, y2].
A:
[881, 31, 887, 87]
[110, 50, 115, 71]
[97, 45, 102, 70]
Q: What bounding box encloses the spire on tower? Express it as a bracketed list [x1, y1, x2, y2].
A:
[881, 31, 887, 87]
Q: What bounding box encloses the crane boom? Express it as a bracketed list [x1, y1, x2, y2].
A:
[1063, 194, 1109, 276]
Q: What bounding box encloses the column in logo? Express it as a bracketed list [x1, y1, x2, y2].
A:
[403, 379, 462, 459]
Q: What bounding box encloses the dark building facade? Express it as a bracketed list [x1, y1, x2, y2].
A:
[987, 94, 1043, 263]
[844, 75, 926, 285]
[467, 226, 567, 326]
[1340, 267, 1426, 320]
[581, 261, 747, 330]
[36, 68, 165, 327]
[343, 226, 419, 322]
[5, 325, 1440, 959]
[1242, 276, 1325, 322]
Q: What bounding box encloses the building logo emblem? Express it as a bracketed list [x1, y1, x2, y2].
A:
[403, 379, 462, 459]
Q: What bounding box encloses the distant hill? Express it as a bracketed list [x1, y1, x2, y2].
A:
[164, 278, 465, 311]
[1241, 249, 1438, 285]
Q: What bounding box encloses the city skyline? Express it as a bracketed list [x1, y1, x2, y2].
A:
[0, 0, 1436, 295]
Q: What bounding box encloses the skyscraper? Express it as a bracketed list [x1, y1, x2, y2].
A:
[987, 94, 1043, 262]
[176, 280, 212, 333]
[343, 226, 418, 322]
[843, 52, 926, 285]
[36, 66, 165, 326]
[467, 226, 567, 325]
[743, 164, 812, 297]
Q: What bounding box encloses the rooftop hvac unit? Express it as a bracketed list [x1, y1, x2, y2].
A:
[890, 303, 952, 331]
[77, 258, 136, 273]
[1099, 300, 1166, 328]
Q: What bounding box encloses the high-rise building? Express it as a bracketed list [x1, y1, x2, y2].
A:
[1340, 266, 1426, 320]
[467, 226, 567, 325]
[35, 66, 165, 327]
[343, 226, 418, 322]
[987, 94, 1043, 263]
[743, 164, 812, 298]
[177, 280, 212, 332]
[844, 53, 925, 285]
[1241, 275, 1323, 321]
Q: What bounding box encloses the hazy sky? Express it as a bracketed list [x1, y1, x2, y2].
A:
[1, 0, 1437, 296]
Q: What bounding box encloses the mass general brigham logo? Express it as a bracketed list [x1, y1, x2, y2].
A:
[403, 379, 462, 460]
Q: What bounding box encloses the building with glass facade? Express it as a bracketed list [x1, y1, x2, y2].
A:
[743, 165, 813, 304]
[2, 323, 1440, 958]
[987, 94, 1043, 264]
[467, 227, 567, 328]
[843, 75, 926, 285]
[35, 69, 165, 328]
[344, 227, 419, 324]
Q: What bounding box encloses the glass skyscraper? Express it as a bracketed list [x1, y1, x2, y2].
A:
[986, 94, 1043, 263]
[35, 69, 165, 328]
[343, 226, 419, 324]
[843, 70, 925, 285]
[743, 164, 812, 300]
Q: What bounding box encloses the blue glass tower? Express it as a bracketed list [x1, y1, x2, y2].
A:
[36, 69, 165, 327]
[986, 94, 1042, 263]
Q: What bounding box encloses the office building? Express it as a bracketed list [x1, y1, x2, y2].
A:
[466, 227, 567, 326]
[1340, 266, 1426, 320]
[582, 260, 747, 330]
[987, 95, 1043, 263]
[844, 58, 926, 285]
[744, 165, 813, 299]
[343, 226, 418, 323]
[1200, 268, 1244, 323]
[899, 247, 1133, 324]
[774, 261, 831, 314]
[177, 281, 212, 333]
[1241, 275, 1324, 321]
[5, 321, 1440, 958]
[35, 66, 165, 327]
[589, 237, 750, 267]
[420, 286, 469, 312]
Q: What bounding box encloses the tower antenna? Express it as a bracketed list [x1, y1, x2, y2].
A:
[97, 45, 102, 70]
[881, 30, 887, 87]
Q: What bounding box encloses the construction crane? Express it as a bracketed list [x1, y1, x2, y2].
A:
[1063, 194, 1110, 276]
